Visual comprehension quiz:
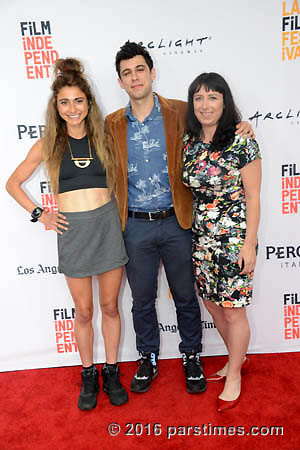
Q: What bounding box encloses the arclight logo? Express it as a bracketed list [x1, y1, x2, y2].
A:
[137, 35, 211, 55]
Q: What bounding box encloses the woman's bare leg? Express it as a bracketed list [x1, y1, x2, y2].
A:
[218, 307, 250, 400]
[65, 275, 94, 367]
[203, 299, 230, 376]
[97, 267, 123, 364]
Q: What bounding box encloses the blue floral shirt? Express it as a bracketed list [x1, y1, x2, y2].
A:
[126, 94, 173, 211]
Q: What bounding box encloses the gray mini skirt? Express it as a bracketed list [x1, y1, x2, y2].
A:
[57, 199, 128, 278]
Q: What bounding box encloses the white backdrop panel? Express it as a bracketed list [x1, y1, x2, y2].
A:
[1, 0, 300, 371]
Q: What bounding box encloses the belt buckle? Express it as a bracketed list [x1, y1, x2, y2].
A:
[149, 211, 157, 221]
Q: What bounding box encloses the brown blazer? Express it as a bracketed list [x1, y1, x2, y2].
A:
[104, 94, 193, 231]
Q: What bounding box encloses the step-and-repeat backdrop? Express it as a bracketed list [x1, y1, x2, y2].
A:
[1, 0, 299, 371]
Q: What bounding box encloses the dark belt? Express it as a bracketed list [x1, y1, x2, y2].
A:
[128, 207, 175, 221]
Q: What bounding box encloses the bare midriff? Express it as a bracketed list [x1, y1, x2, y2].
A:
[57, 187, 111, 212]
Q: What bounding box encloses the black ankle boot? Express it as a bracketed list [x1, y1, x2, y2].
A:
[78, 366, 99, 410]
[101, 363, 128, 406]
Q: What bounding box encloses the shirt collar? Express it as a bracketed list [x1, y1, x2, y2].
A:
[126, 93, 161, 122]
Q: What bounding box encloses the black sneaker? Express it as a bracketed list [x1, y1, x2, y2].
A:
[182, 352, 207, 394]
[78, 366, 99, 410]
[101, 363, 128, 406]
[130, 353, 158, 393]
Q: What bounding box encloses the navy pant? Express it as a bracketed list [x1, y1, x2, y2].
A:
[124, 214, 203, 354]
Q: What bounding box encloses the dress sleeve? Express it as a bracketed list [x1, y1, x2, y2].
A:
[237, 138, 262, 169]
[182, 132, 190, 154]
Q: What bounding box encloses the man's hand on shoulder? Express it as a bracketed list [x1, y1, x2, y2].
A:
[235, 121, 255, 139]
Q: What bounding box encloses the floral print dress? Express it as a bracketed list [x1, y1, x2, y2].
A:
[182, 134, 261, 308]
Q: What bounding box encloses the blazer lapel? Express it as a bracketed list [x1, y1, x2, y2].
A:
[159, 96, 178, 187]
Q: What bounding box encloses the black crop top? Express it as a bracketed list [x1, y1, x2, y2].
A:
[59, 136, 107, 193]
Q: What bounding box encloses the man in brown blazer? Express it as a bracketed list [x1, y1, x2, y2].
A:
[105, 41, 206, 395]
[105, 42, 252, 395]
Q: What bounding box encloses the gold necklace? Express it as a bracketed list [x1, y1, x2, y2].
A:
[67, 137, 94, 169]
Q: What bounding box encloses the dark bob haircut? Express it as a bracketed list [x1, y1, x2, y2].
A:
[115, 41, 153, 77]
[186, 72, 241, 150]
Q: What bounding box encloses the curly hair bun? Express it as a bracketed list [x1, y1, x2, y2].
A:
[54, 58, 84, 77]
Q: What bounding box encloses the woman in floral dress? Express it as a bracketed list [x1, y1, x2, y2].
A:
[182, 72, 261, 412]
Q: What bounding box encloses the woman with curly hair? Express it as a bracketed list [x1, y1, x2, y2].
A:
[182, 72, 261, 412]
[6, 58, 128, 410]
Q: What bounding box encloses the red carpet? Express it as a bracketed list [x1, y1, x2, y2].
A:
[1, 353, 299, 450]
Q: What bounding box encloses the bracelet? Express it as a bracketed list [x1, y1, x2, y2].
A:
[30, 207, 44, 223]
